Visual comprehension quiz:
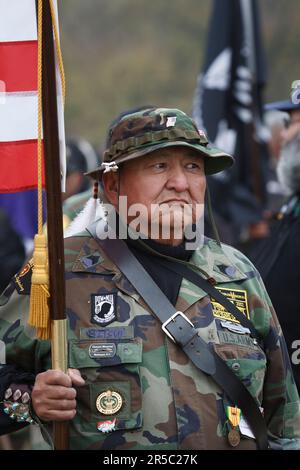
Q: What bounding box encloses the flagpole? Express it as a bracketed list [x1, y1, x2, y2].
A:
[40, 0, 69, 450]
[239, 0, 265, 203]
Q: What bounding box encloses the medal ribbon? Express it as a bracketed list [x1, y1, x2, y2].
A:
[226, 406, 241, 428]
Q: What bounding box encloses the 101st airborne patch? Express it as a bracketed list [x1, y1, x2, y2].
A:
[211, 287, 250, 323]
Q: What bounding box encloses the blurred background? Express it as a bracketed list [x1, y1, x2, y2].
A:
[59, 0, 299, 146]
[1, 0, 298, 273]
[1, 0, 300, 450]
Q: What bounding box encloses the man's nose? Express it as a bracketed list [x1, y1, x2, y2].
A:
[165, 167, 189, 192]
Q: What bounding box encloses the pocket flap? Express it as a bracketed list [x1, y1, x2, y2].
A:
[68, 339, 142, 369]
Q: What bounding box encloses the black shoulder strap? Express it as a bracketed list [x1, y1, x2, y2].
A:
[153, 256, 262, 342]
[89, 231, 269, 450]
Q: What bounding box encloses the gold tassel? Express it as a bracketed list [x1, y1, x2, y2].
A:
[29, 234, 51, 340]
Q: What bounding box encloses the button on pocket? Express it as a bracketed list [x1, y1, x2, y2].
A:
[213, 342, 267, 403]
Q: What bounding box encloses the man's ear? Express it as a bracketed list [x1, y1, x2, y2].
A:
[102, 171, 119, 207]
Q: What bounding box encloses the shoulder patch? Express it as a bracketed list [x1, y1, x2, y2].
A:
[13, 260, 33, 295]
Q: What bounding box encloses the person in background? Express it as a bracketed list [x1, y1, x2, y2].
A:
[250, 97, 300, 392]
[264, 109, 289, 218]
[63, 140, 101, 227]
[0, 210, 25, 294]
[0, 211, 26, 450]
[64, 138, 99, 202]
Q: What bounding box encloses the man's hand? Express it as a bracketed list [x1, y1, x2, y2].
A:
[31, 368, 85, 422]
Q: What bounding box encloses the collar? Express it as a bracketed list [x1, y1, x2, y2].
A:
[190, 237, 247, 283]
[70, 225, 248, 314]
[71, 224, 247, 286]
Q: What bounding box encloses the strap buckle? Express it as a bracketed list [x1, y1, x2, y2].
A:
[162, 311, 194, 343]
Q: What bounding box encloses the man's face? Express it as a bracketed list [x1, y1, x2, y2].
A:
[103, 146, 206, 244]
[277, 109, 300, 194]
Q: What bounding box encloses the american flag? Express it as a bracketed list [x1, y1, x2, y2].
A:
[0, 0, 65, 193]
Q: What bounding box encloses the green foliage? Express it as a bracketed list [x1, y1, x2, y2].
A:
[59, 0, 300, 149]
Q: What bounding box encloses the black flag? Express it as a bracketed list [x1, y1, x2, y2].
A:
[193, 0, 269, 245]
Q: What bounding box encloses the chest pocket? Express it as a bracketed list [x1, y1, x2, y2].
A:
[68, 338, 143, 435]
[213, 330, 267, 403]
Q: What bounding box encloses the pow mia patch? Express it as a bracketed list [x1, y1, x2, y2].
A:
[211, 287, 250, 324]
[91, 293, 117, 326]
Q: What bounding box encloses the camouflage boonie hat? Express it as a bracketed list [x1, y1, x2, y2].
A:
[87, 107, 234, 178]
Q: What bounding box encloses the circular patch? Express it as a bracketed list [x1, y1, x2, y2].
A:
[96, 390, 123, 415]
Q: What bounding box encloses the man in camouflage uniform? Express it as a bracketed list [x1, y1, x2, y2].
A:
[0, 107, 300, 450]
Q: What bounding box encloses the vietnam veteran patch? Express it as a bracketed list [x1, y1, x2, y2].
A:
[211, 287, 250, 323]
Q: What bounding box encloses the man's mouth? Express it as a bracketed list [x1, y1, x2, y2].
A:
[159, 199, 190, 205]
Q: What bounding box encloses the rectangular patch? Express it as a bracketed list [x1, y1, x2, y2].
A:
[218, 330, 257, 349]
[211, 287, 250, 324]
[91, 293, 117, 326]
[68, 339, 143, 368]
[89, 343, 116, 359]
[80, 326, 134, 341]
[220, 320, 250, 335]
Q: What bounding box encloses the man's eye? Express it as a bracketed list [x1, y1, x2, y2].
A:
[186, 162, 201, 170]
[153, 162, 166, 169]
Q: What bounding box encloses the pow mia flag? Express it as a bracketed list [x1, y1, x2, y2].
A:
[91, 293, 116, 326]
[193, 0, 269, 244]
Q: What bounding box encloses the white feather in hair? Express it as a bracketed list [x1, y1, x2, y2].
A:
[64, 197, 105, 238]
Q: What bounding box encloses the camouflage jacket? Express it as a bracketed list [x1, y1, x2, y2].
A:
[0, 228, 300, 450]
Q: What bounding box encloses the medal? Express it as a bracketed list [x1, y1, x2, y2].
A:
[227, 427, 241, 447]
[226, 406, 241, 447]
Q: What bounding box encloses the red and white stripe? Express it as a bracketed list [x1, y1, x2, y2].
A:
[0, 0, 65, 193]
